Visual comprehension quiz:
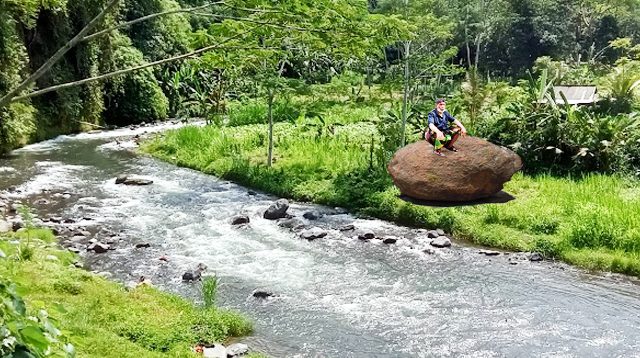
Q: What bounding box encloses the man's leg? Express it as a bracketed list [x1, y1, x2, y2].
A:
[444, 127, 460, 151]
[426, 130, 446, 156]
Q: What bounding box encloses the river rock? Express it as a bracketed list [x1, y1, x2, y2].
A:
[263, 199, 289, 220]
[226, 343, 249, 357]
[115, 175, 128, 184]
[182, 263, 207, 282]
[88, 242, 110, 253]
[300, 227, 327, 240]
[302, 211, 322, 220]
[252, 290, 273, 299]
[436, 229, 445, 236]
[277, 218, 305, 230]
[430, 236, 451, 248]
[34, 198, 49, 205]
[426, 230, 439, 238]
[358, 230, 376, 240]
[529, 252, 544, 262]
[48, 216, 65, 225]
[202, 344, 227, 358]
[382, 236, 398, 244]
[0, 219, 11, 233]
[135, 243, 151, 249]
[231, 215, 250, 225]
[123, 178, 153, 185]
[11, 219, 23, 231]
[479, 249, 500, 256]
[339, 224, 355, 231]
[387, 137, 522, 201]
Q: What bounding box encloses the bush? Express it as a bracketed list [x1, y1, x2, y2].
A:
[0, 102, 37, 154]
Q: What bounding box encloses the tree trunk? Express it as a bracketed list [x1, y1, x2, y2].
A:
[267, 89, 274, 167]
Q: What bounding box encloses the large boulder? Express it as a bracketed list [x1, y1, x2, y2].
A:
[387, 136, 522, 201]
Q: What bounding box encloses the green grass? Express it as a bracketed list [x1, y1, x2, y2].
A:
[0, 229, 253, 357]
[142, 116, 640, 277]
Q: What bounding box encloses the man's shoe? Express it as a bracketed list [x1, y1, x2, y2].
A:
[445, 145, 458, 152]
[433, 149, 445, 157]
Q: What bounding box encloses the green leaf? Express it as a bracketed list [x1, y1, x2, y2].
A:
[20, 326, 50, 352]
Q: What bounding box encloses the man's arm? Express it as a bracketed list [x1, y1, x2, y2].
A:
[446, 110, 467, 135]
[452, 119, 467, 135]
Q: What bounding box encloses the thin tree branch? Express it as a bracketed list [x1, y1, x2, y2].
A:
[10, 31, 253, 103]
[0, 0, 121, 109]
[81, 1, 225, 43]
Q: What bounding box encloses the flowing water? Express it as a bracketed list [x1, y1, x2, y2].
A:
[1, 124, 640, 358]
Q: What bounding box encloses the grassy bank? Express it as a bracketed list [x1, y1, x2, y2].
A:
[0, 228, 255, 357]
[141, 123, 640, 277]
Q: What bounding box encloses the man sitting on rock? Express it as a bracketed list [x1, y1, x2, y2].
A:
[425, 98, 467, 156]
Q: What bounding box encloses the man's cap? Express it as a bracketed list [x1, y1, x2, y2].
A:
[435, 98, 446, 104]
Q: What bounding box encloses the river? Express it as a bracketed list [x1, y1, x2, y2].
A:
[1, 124, 639, 357]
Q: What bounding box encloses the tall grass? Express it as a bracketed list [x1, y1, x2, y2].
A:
[0, 229, 253, 357]
[143, 113, 640, 276]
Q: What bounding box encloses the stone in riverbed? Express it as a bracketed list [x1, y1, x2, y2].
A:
[202, 344, 227, 358]
[357, 230, 376, 240]
[115, 175, 153, 185]
[0, 219, 10, 233]
[182, 263, 207, 282]
[387, 136, 522, 201]
[230, 214, 250, 225]
[226, 343, 249, 357]
[529, 252, 544, 262]
[88, 242, 110, 253]
[382, 236, 398, 244]
[252, 290, 273, 299]
[278, 217, 305, 230]
[263, 199, 289, 220]
[426, 230, 439, 238]
[300, 227, 327, 240]
[302, 210, 322, 220]
[339, 224, 355, 231]
[479, 249, 500, 256]
[430, 236, 451, 248]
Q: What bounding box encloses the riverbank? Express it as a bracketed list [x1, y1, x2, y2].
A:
[141, 123, 640, 277]
[0, 226, 256, 357]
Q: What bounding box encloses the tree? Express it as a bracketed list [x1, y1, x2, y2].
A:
[375, 0, 454, 147]
[198, 0, 404, 166]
